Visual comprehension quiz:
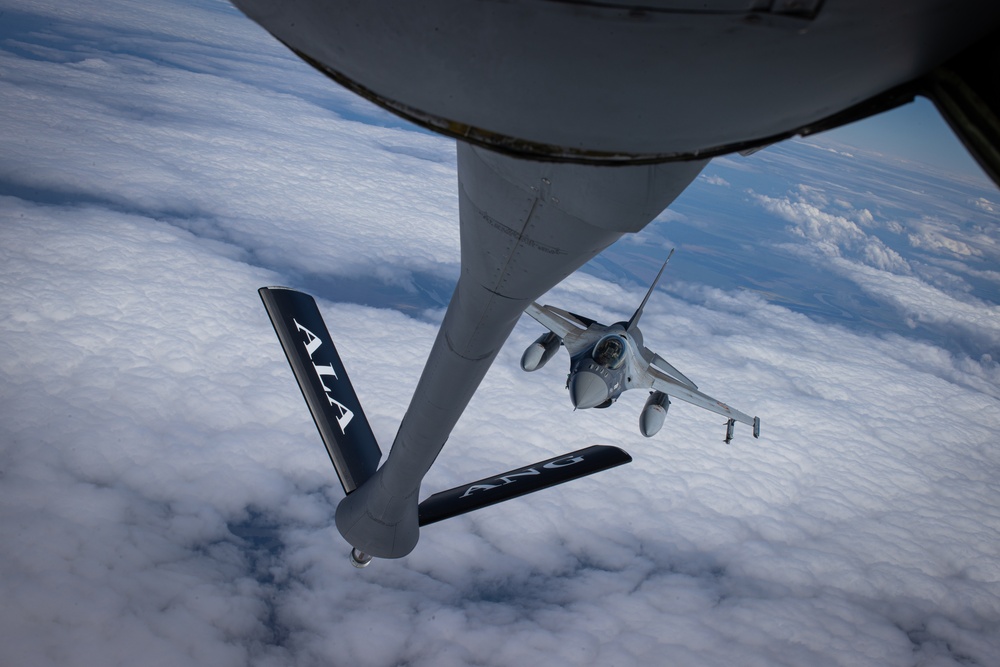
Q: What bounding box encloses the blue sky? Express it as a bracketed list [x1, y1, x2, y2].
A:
[824, 96, 991, 183]
[1, 1, 999, 666]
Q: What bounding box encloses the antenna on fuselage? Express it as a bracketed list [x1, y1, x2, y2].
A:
[626, 248, 674, 332]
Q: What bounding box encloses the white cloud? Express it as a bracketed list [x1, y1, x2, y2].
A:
[0, 1, 461, 291]
[754, 192, 911, 273]
[2, 2, 1000, 666]
[750, 185, 1000, 359]
[908, 223, 984, 258]
[924, 256, 1000, 285]
[972, 197, 996, 213]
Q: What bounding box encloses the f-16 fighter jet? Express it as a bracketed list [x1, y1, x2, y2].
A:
[521, 251, 760, 444]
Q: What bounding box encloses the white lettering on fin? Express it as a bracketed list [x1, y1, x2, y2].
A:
[293, 319, 353, 434]
[459, 456, 586, 498]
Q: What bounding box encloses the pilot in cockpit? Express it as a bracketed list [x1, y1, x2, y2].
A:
[593, 336, 626, 369]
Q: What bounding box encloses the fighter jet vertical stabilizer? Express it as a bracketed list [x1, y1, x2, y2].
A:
[626, 249, 674, 332]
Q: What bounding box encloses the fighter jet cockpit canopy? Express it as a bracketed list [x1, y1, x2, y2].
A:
[593, 335, 627, 370]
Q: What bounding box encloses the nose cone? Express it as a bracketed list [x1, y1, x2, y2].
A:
[569, 370, 610, 409]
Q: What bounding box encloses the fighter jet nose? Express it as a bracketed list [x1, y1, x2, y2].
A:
[569, 370, 610, 409]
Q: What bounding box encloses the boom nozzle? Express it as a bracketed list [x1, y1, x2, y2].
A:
[350, 548, 373, 568]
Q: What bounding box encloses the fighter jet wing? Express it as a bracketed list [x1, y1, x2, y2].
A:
[646, 365, 756, 427]
[524, 303, 587, 337]
[524, 303, 596, 355]
[646, 350, 698, 391]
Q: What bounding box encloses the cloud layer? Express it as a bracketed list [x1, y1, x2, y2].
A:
[2, 1, 999, 666]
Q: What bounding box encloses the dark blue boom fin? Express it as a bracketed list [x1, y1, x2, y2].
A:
[418, 445, 631, 526]
[259, 287, 381, 494]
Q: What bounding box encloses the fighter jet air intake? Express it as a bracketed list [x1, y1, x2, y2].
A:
[236, 0, 1000, 565]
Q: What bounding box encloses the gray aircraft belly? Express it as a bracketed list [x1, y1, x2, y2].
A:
[231, 0, 999, 162]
